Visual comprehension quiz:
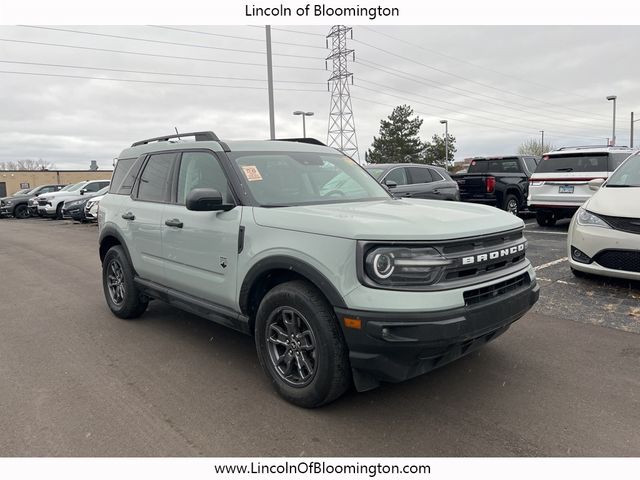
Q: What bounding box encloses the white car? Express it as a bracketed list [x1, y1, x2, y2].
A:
[84, 193, 106, 221]
[36, 179, 110, 219]
[529, 146, 633, 226]
[567, 151, 640, 280]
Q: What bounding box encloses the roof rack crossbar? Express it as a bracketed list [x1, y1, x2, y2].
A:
[555, 145, 630, 151]
[132, 131, 220, 147]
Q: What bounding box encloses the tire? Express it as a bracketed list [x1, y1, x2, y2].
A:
[255, 280, 351, 408]
[54, 203, 63, 220]
[102, 246, 148, 319]
[536, 211, 557, 227]
[13, 204, 30, 219]
[504, 194, 520, 215]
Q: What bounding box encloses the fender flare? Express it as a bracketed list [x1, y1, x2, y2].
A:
[98, 225, 136, 273]
[238, 255, 347, 315]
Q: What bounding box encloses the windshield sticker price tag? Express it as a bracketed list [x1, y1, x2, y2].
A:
[241, 165, 263, 181]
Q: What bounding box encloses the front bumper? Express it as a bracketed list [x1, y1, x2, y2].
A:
[0, 206, 12, 216]
[37, 205, 57, 216]
[568, 216, 640, 281]
[335, 275, 539, 390]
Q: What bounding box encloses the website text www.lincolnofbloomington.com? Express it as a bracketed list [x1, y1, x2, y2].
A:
[213, 461, 431, 477]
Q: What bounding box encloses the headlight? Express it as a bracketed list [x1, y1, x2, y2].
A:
[5, 200, 12, 206]
[576, 208, 610, 228]
[364, 246, 452, 287]
[86, 201, 96, 209]
[67, 200, 82, 207]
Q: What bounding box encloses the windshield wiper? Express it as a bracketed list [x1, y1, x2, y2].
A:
[606, 184, 638, 188]
[554, 167, 574, 172]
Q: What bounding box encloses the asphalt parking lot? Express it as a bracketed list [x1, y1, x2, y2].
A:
[0, 217, 638, 456]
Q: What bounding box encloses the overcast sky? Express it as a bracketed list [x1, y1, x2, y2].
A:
[0, 25, 638, 169]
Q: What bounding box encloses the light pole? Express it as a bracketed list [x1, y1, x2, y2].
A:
[293, 111, 314, 137]
[540, 130, 544, 153]
[440, 119, 449, 166]
[631, 112, 639, 148]
[606, 95, 617, 146]
[265, 26, 275, 140]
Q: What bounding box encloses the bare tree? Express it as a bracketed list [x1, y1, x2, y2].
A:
[0, 159, 56, 170]
[517, 139, 556, 156]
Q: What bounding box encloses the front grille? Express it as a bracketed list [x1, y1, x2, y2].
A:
[594, 250, 640, 273]
[463, 273, 530, 306]
[600, 215, 640, 235]
[37, 200, 48, 206]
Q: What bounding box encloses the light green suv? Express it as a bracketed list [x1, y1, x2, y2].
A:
[98, 131, 539, 407]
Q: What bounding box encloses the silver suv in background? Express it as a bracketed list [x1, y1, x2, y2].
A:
[98, 131, 538, 407]
[528, 146, 634, 226]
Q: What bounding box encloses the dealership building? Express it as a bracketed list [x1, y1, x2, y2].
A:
[0, 163, 113, 197]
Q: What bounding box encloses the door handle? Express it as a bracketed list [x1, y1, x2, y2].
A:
[165, 218, 183, 228]
[121, 212, 135, 220]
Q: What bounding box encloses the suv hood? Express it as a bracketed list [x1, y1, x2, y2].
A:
[585, 186, 640, 217]
[252, 198, 523, 240]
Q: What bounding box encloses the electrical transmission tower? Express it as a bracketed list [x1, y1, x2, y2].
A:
[326, 25, 360, 162]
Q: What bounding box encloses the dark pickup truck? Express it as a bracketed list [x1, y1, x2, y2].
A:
[453, 155, 539, 215]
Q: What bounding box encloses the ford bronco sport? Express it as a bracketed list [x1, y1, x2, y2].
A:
[98, 131, 539, 407]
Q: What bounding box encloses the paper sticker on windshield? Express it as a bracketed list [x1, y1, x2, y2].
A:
[241, 165, 263, 181]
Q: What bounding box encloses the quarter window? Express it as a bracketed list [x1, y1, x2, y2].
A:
[137, 153, 176, 202]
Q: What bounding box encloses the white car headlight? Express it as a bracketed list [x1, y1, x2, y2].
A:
[576, 208, 610, 228]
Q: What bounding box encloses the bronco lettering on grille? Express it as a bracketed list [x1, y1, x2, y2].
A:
[461, 243, 525, 265]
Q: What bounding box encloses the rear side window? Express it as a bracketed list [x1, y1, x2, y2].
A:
[536, 153, 608, 173]
[136, 153, 176, 203]
[467, 160, 488, 173]
[110, 157, 143, 195]
[407, 167, 433, 184]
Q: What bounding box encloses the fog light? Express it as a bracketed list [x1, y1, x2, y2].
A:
[571, 246, 592, 264]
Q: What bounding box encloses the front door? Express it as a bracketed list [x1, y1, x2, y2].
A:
[161, 150, 241, 310]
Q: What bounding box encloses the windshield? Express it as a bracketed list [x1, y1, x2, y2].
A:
[535, 153, 608, 173]
[64, 182, 85, 192]
[363, 167, 386, 180]
[606, 153, 640, 187]
[59, 183, 78, 192]
[95, 186, 109, 195]
[230, 152, 390, 206]
[13, 188, 31, 195]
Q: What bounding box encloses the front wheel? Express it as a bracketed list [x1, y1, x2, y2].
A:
[255, 280, 351, 408]
[13, 204, 30, 219]
[102, 246, 148, 319]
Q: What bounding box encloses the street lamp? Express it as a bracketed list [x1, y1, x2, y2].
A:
[631, 112, 639, 148]
[606, 95, 617, 146]
[293, 111, 314, 138]
[440, 119, 449, 166]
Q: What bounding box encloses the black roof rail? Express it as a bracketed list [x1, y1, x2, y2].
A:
[272, 138, 327, 146]
[555, 145, 630, 151]
[132, 131, 220, 147]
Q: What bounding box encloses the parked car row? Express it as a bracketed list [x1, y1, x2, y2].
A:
[0, 179, 111, 222]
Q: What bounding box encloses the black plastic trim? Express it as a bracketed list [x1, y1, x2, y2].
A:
[237, 225, 245, 254]
[238, 256, 347, 314]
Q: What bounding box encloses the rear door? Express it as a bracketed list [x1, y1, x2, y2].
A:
[127, 152, 177, 283]
[161, 150, 241, 310]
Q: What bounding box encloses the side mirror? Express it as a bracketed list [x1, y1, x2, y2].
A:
[384, 180, 398, 189]
[80, 189, 86, 195]
[588, 178, 605, 191]
[186, 188, 234, 212]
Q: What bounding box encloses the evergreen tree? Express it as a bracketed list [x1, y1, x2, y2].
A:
[367, 105, 426, 164]
[421, 134, 457, 168]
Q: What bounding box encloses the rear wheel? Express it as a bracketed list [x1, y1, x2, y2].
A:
[504, 194, 520, 215]
[255, 280, 351, 408]
[13, 204, 30, 219]
[102, 246, 148, 319]
[536, 210, 557, 227]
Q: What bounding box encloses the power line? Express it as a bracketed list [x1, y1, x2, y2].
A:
[0, 70, 327, 91]
[353, 37, 609, 120]
[149, 25, 327, 50]
[0, 38, 326, 71]
[355, 58, 612, 127]
[0, 60, 325, 84]
[247, 25, 326, 37]
[356, 78, 609, 134]
[19, 25, 325, 61]
[352, 85, 607, 140]
[360, 26, 596, 103]
[351, 95, 605, 142]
